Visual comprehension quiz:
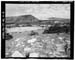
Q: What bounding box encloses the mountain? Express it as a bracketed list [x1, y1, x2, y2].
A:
[6, 15, 70, 25]
[48, 17, 70, 23]
[6, 15, 39, 24]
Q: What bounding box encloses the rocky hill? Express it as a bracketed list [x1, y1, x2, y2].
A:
[6, 15, 70, 24]
[6, 15, 39, 24]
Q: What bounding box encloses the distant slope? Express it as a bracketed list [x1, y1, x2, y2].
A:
[48, 17, 70, 23]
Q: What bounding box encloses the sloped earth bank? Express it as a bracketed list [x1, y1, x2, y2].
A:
[5, 31, 70, 57]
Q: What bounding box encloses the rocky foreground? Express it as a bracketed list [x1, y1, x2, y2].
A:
[6, 31, 70, 57]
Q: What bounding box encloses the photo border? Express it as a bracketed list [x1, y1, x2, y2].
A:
[1, 1, 74, 59]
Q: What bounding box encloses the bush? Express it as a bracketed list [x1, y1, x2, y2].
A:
[5, 33, 13, 40]
[43, 25, 70, 34]
[29, 31, 38, 36]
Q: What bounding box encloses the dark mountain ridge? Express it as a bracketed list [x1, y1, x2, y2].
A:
[6, 15, 70, 25]
[6, 15, 39, 24]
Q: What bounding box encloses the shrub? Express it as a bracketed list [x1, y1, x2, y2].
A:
[29, 31, 38, 36]
[43, 25, 70, 34]
[5, 33, 13, 40]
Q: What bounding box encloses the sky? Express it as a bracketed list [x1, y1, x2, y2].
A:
[6, 4, 70, 20]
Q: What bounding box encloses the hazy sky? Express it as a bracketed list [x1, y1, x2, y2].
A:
[6, 4, 70, 20]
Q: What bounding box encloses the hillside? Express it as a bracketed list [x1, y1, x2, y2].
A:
[6, 15, 70, 27]
[6, 15, 39, 24]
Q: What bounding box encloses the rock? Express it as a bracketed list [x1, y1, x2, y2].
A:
[27, 38, 37, 43]
[24, 47, 31, 52]
[29, 52, 39, 57]
[11, 51, 24, 57]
